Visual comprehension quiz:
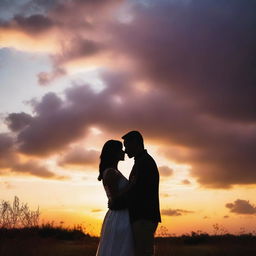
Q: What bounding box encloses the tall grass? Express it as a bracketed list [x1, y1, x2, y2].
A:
[0, 196, 39, 228]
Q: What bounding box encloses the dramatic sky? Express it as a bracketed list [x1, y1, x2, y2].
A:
[1, 0, 256, 236]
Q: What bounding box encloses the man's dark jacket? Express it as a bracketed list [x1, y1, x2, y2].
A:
[127, 150, 161, 223]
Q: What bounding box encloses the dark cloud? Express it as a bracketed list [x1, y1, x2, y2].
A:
[5, 112, 33, 132]
[114, 0, 256, 122]
[0, 133, 66, 179]
[53, 39, 105, 64]
[226, 199, 256, 215]
[159, 166, 174, 177]
[58, 147, 99, 167]
[14, 14, 54, 33]
[162, 208, 194, 217]
[0, 133, 18, 168]
[16, 92, 90, 156]
[14, 74, 135, 156]
[0, 14, 55, 34]
[0, 133, 14, 153]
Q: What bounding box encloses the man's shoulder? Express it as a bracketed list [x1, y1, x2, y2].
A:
[137, 151, 157, 168]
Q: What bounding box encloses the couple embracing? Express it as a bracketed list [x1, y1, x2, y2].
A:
[96, 131, 161, 256]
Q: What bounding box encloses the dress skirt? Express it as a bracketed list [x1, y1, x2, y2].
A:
[96, 209, 134, 256]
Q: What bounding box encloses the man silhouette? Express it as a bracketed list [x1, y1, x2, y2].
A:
[110, 131, 161, 256]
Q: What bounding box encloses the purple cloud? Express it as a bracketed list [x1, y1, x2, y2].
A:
[3, 68, 256, 187]
[5, 112, 33, 132]
[0, 133, 66, 179]
[58, 147, 99, 167]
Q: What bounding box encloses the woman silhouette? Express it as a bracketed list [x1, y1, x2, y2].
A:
[96, 140, 134, 256]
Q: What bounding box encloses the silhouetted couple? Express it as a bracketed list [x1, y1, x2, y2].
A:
[96, 131, 161, 256]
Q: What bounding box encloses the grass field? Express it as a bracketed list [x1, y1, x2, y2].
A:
[1, 226, 256, 256]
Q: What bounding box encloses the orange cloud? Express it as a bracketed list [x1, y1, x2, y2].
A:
[161, 208, 195, 217]
[0, 27, 59, 53]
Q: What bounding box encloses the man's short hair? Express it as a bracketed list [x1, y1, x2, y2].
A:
[122, 130, 144, 145]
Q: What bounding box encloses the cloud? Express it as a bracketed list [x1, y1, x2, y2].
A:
[2, 0, 256, 189]
[5, 112, 33, 132]
[226, 199, 256, 215]
[13, 14, 54, 33]
[0, 133, 19, 168]
[0, 133, 66, 179]
[161, 208, 194, 217]
[159, 166, 174, 177]
[37, 67, 66, 86]
[114, 0, 256, 122]
[0, 0, 122, 53]
[53, 39, 105, 64]
[91, 209, 103, 213]
[37, 38, 105, 85]
[20, 0, 60, 15]
[58, 147, 99, 167]
[16, 91, 91, 156]
[181, 179, 191, 185]
[0, 133, 14, 153]
[3, 68, 256, 188]
[110, 0, 256, 188]
[11, 160, 56, 178]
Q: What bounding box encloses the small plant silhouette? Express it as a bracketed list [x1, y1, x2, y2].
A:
[212, 223, 228, 235]
[0, 196, 40, 228]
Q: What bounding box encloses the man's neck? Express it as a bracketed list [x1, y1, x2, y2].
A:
[134, 149, 146, 159]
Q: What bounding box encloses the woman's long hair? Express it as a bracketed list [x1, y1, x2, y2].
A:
[98, 140, 122, 181]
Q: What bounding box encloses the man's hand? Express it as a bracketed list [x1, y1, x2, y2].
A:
[108, 198, 114, 210]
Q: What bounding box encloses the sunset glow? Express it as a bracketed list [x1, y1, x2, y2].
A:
[1, 0, 256, 237]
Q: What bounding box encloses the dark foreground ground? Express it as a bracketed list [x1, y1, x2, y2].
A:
[1, 227, 256, 256]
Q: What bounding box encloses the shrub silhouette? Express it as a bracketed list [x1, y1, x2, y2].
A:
[0, 196, 40, 228]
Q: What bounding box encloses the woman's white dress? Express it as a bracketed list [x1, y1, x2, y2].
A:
[96, 169, 134, 256]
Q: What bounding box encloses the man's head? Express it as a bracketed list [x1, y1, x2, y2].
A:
[122, 130, 144, 158]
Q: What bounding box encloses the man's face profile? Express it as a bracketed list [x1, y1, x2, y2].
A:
[123, 139, 135, 158]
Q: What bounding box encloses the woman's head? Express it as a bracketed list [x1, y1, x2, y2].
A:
[98, 140, 124, 181]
